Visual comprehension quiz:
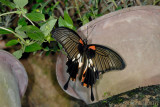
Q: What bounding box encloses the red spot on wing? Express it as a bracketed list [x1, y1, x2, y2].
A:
[81, 68, 87, 82]
[79, 39, 84, 45]
[71, 78, 76, 81]
[83, 83, 87, 87]
[89, 46, 96, 50]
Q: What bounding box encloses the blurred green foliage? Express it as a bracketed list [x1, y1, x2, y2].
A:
[0, 0, 159, 59]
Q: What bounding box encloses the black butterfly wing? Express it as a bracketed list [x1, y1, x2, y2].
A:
[52, 27, 82, 59]
[52, 27, 85, 90]
[81, 44, 125, 101]
[87, 44, 125, 73]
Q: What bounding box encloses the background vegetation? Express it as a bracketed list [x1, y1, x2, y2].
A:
[0, 0, 159, 59]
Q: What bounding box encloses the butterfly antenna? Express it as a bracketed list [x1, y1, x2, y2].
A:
[87, 26, 89, 39]
[87, 25, 96, 39]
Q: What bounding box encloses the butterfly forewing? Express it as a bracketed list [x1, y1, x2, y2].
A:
[52, 27, 81, 59]
[87, 44, 125, 73]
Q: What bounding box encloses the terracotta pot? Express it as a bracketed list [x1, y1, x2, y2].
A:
[0, 50, 28, 107]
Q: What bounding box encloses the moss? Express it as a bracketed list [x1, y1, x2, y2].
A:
[89, 85, 160, 106]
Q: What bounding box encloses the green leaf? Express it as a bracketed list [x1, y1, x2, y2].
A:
[0, 28, 13, 34]
[36, 0, 44, 3]
[19, 25, 36, 32]
[27, 32, 44, 41]
[26, 12, 45, 22]
[58, 16, 66, 27]
[15, 25, 28, 38]
[51, 1, 59, 10]
[18, 17, 27, 26]
[39, 0, 51, 13]
[32, 4, 41, 11]
[64, 11, 73, 29]
[82, 15, 89, 25]
[61, 50, 67, 55]
[19, 25, 44, 40]
[25, 43, 42, 52]
[58, 42, 63, 50]
[45, 51, 50, 56]
[116, 6, 122, 11]
[45, 35, 55, 42]
[13, 49, 23, 59]
[6, 39, 19, 46]
[13, 0, 28, 8]
[40, 18, 57, 36]
[44, 46, 49, 51]
[0, 0, 16, 9]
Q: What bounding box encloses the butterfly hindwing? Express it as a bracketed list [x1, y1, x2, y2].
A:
[80, 44, 125, 101]
[87, 44, 125, 73]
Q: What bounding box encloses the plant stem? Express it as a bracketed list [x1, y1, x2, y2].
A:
[23, 14, 35, 26]
[40, 0, 52, 13]
[95, 0, 98, 9]
[75, 0, 82, 21]
[0, 27, 25, 43]
[28, 41, 36, 45]
[54, 0, 64, 17]
[91, 7, 96, 19]
[111, 0, 118, 8]
[136, 0, 141, 5]
[153, 0, 160, 5]
[0, 11, 18, 17]
[22, 45, 26, 52]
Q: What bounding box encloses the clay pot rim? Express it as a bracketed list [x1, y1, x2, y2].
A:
[78, 5, 160, 32]
[0, 50, 28, 97]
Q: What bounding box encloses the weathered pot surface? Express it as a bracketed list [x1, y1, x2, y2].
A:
[56, 6, 160, 104]
[0, 50, 28, 97]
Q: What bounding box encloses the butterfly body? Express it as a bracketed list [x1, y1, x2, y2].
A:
[52, 27, 125, 101]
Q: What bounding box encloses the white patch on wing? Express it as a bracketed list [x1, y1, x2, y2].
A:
[78, 54, 83, 68]
[85, 59, 88, 70]
[77, 54, 80, 59]
[72, 58, 75, 61]
[79, 56, 82, 62]
[89, 59, 93, 66]
[79, 62, 83, 68]
[93, 67, 96, 72]
[88, 63, 90, 67]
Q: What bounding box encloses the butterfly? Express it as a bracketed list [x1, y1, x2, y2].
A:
[52, 27, 125, 101]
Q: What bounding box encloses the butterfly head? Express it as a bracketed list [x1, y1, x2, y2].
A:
[83, 39, 88, 45]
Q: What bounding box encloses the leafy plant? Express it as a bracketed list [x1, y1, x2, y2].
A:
[0, 0, 159, 59]
[0, 0, 72, 59]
